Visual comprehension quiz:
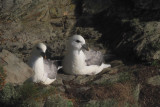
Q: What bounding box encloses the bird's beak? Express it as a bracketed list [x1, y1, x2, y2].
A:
[41, 52, 46, 59]
[82, 44, 89, 51]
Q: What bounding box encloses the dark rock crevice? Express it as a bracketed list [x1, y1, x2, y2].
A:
[72, 0, 160, 62]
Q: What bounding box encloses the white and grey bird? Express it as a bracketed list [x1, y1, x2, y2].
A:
[63, 35, 111, 75]
[28, 43, 58, 85]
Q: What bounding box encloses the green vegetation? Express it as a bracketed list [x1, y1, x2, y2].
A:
[0, 83, 74, 107]
[67, 101, 74, 107]
[151, 59, 160, 68]
[0, 83, 21, 106]
[44, 94, 74, 107]
[118, 72, 132, 83]
[20, 83, 55, 101]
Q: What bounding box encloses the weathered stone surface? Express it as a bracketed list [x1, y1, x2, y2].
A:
[93, 17, 160, 61]
[133, 84, 141, 102]
[110, 60, 124, 67]
[57, 86, 65, 92]
[0, 50, 33, 84]
[0, 0, 76, 20]
[147, 75, 160, 86]
[74, 75, 95, 84]
[134, 21, 160, 61]
[53, 76, 63, 85]
[1, 0, 160, 63]
[107, 68, 118, 74]
[82, 0, 112, 15]
[0, 21, 57, 61]
[76, 86, 90, 92]
[93, 74, 119, 85]
[58, 74, 76, 81]
[0, 0, 77, 62]
[132, 0, 160, 10]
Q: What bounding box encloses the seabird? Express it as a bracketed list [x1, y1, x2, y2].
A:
[63, 35, 111, 75]
[28, 43, 58, 85]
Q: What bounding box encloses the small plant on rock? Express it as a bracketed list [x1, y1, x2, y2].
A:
[151, 59, 160, 68]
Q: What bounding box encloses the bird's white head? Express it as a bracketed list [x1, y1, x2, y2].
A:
[31, 43, 47, 58]
[68, 35, 89, 51]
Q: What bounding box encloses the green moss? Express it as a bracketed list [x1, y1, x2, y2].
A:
[0, 83, 57, 106]
[20, 83, 39, 99]
[19, 83, 69, 107]
[0, 83, 21, 106]
[99, 80, 115, 86]
[44, 94, 74, 107]
[19, 83, 75, 107]
[151, 59, 160, 68]
[67, 100, 74, 107]
[118, 72, 132, 83]
[20, 83, 56, 101]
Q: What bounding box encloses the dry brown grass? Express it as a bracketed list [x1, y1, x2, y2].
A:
[112, 83, 135, 107]
[140, 84, 160, 107]
[64, 81, 135, 106]
[0, 67, 6, 90]
[89, 82, 135, 105]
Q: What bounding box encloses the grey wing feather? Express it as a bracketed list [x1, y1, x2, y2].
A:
[43, 59, 58, 79]
[83, 49, 104, 66]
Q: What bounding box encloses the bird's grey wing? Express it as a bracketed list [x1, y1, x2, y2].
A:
[43, 59, 58, 79]
[83, 49, 104, 66]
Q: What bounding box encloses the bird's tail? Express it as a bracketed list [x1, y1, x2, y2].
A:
[58, 66, 62, 70]
[102, 63, 111, 69]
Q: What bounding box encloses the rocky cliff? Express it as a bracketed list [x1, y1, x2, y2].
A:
[1, 0, 160, 62]
[0, 0, 160, 106]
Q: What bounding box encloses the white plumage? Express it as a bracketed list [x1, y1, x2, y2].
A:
[63, 35, 111, 75]
[28, 43, 57, 85]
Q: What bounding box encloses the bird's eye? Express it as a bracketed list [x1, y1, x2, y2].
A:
[36, 47, 40, 50]
[75, 40, 80, 43]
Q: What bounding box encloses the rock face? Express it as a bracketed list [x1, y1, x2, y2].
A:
[81, 0, 160, 61]
[0, 0, 77, 62]
[0, 0, 76, 20]
[0, 0, 160, 107]
[0, 50, 33, 84]
[0, 59, 140, 107]
[1, 0, 160, 61]
[147, 75, 160, 86]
